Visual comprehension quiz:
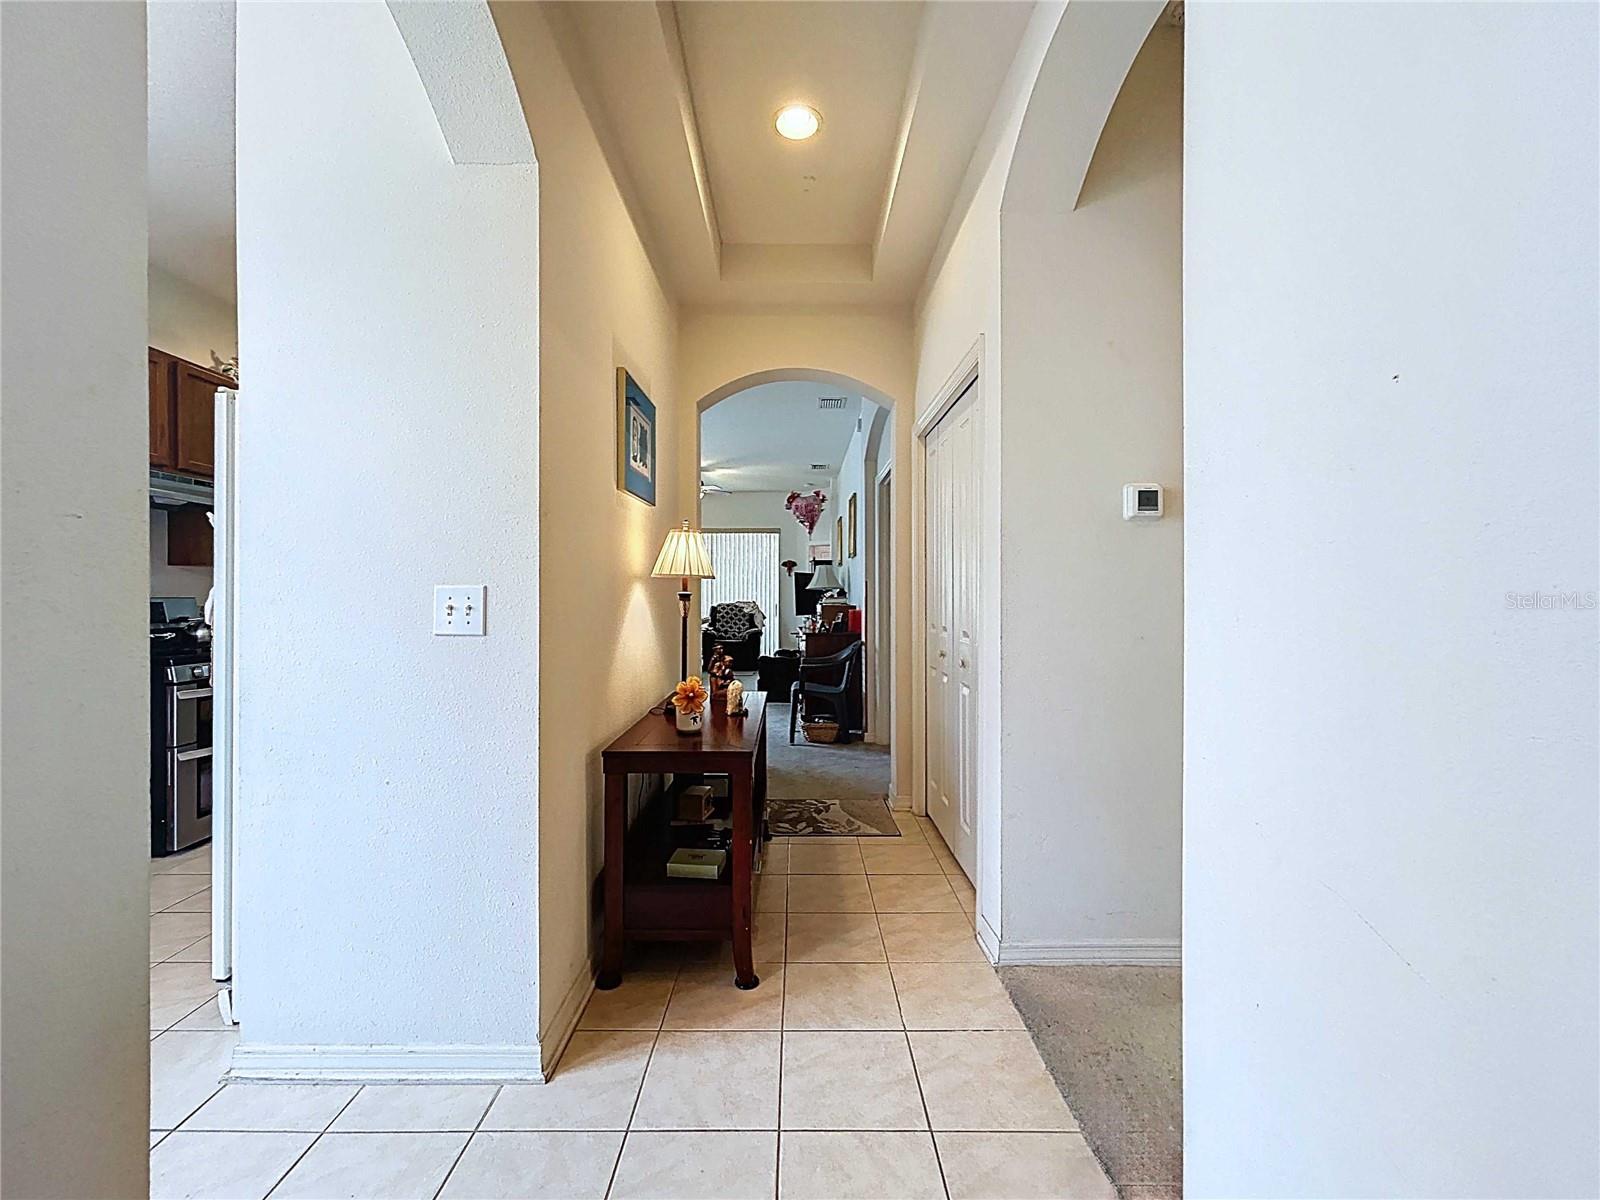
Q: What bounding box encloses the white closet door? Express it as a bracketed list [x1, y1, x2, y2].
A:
[925, 425, 955, 840]
[949, 397, 979, 878]
[925, 379, 979, 878]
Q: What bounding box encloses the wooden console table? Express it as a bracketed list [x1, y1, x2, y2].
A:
[598, 693, 768, 990]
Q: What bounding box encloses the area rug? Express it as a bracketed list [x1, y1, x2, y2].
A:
[767, 796, 900, 836]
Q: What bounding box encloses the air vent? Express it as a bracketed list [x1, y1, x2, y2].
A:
[818, 397, 848, 410]
[809, 463, 830, 471]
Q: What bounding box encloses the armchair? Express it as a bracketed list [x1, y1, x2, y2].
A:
[757, 648, 802, 696]
[701, 601, 764, 672]
[788, 640, 863, 743]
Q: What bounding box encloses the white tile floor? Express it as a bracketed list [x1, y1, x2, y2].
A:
[148, 817, 1115, 1199]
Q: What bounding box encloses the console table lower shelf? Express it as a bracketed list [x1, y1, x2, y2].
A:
[598, 692, 769, 990]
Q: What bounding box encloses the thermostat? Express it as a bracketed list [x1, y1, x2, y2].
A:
[1122, 484, 1163, 520]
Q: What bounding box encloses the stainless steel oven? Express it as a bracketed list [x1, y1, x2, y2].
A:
[158, 659, 212, 852]
[167, 667, 212, 749]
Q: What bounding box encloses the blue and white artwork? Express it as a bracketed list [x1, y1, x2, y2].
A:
[617, 369, 656, 506]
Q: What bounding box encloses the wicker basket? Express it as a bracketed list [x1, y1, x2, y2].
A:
[802, 719, 841, 744]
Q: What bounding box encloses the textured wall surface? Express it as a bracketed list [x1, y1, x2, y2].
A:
[1, 2, 152, 1192]
[1184, 3, 1599, 1194]
[914, 1, 1064, 941]
[148, 265, 237, 367]
[490, 0, 683, 1050]
[234, 1, 540, 1058]
[998, 22, 1183, 955]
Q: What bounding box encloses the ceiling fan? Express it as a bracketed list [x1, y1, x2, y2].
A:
[699, 478, 730, 497]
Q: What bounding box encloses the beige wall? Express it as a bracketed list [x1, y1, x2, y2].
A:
[679, 307, 916, 801]
[1185, 3, 1597, 1191]
[997, 23, 1183, 953]
[1, 2, 151, 1192]
[234, 0, 541, 1072]
[912, 4, 1057, 931]
[679, 308, 914, 416]
[492, 2, 684, 1051]
[149, 263, 236, 366]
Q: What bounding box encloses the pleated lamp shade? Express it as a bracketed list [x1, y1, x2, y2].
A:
[807, 561, 842, 590]
[651, 519, 715, 580]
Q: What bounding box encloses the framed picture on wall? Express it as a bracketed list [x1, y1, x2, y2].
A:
[835, 516, 844, 563]
[848, 493, 858, 558]
[617, 368, 655, 506]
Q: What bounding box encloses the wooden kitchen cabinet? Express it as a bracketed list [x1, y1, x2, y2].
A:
[174, 362, 221, 475]
[149, 350, 176, 468]
[148, 348, 233, 478]
[166, 507, 214, 567]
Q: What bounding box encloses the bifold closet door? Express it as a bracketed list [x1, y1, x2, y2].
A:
[925, 421, 955, 844]
[925, 382, 979, 879]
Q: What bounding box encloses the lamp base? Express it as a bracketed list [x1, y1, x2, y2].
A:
[678, 588, 692, 681]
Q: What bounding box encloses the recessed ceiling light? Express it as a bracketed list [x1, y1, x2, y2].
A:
[775, 104, 821, 141]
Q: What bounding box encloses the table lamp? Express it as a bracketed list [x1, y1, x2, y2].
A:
[652, 519, 715, 681]
[807, 560, 842, 596]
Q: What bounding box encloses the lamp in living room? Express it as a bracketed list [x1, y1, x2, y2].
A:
[806, 560, 842, 597]
[652, 519, 715, 681]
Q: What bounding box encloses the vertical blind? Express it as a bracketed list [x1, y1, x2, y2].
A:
[701, 530, 781, 635]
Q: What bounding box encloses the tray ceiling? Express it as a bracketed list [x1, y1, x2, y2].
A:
[543, 0, 1033, 307]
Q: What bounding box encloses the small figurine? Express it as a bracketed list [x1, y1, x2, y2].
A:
[707, 643, 735, 702]
[726, 678, 746, 716]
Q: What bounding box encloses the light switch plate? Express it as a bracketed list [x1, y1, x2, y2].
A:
[433, 585, 486, 636]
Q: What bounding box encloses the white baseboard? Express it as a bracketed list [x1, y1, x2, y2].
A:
[228, 1042, 544, 1083]
[229, 961, 601, 1085]
[995, 939, 1181, 967]
[976, 913, 1001, 963]
[537, 962, 596, 1081]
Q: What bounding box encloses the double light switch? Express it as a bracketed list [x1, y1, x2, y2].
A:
[433, 585, 486, 636]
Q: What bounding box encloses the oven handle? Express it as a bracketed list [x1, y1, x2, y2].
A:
[175, 746, 213, 763]
[174, 687, 212, 701]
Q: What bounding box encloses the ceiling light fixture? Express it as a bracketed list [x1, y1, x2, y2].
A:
[774, 103, 821, 141]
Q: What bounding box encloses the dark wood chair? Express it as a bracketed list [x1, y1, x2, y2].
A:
[789, 640, 863, 743]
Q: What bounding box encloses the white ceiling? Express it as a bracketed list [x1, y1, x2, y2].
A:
[679, 2, 921, 247]
[145, 1, 1033, 311]
[701, 383, 864, 493]
[547, 0, 1034, 307]
[147, 1, 236, 303]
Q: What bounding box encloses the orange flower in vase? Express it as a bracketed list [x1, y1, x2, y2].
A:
[671, 676, 708, 734]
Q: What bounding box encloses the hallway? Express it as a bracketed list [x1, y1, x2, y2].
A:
[7, 1, 1594, 1197]
[148, 810, 1116, 1200]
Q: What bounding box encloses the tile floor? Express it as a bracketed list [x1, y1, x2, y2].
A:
[148, 817, 1115, 1199]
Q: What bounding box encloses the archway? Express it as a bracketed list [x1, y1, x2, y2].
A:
[991, 0, 1182, 965]
[695, 368, 909, 804]
[991, 8, 1184, 1195]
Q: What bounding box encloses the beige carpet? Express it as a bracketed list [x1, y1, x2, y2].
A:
[1000, 965, 1182, 1199]
[766, 700, 891, 803]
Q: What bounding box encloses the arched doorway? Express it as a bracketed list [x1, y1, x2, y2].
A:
[990, 7, 1183, 1196]
[695, 368, 910, 805]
